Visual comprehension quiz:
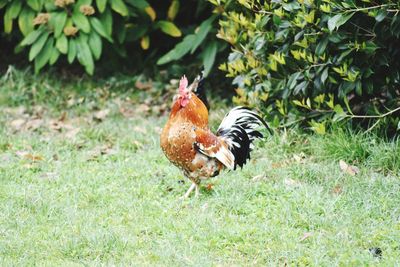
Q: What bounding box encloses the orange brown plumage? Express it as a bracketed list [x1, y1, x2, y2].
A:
[160, 73, 270, 198]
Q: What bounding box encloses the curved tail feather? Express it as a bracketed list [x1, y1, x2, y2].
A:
[217, 107, 270, 169]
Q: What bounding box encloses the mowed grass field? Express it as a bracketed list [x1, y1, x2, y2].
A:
[1, 70, 400, 265]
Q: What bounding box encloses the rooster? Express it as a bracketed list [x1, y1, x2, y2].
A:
[160, 73, 270, 198]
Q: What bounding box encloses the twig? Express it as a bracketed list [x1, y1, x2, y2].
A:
[347, 105, 400, 119]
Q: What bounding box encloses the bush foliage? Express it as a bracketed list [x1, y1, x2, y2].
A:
[1, 0, 223, 75]
[214, 0, 400, 133]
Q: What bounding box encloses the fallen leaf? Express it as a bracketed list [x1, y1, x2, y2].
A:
[339, 160, 360, 176]
[293, 152, 306, 163]
[16, 151, 44, 161]
[48, 119, 65, 131]
[10, 119, 26, 131]
[87, 144, 117, 161]
[332, 184, 343, 194]
[64, 127, 80, 139]
[93, 109, 110, 121]
[25, 118, 43, 131]
[284, 178, 301, 187]
[252, 174, 268, 182]
[58, 111, 67, 122]
[119, 106, 135, 118]
[299, 232, 313, 242]
[135, 79, 153, 90]
[136, 104, 150, 114]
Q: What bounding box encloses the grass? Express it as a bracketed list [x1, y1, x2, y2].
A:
[1, 69, 400, 265]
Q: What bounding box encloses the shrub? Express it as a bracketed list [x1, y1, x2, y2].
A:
[0, 0, 184, 74]
[213, 0, 400, 133]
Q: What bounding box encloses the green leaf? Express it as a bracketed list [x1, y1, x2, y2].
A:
[328, 13, 354, 32]
[4, 7, 13, 33]
[20, 28, 44, 46]
[27, 0, 42, 11]
[34, 37, 53, 73]
[110, 0, 128, 16]
[190, 15, 216, 53]
[72, 10, 91, 33]
[89, 30, 102, 60]
[8, 0, 22, 19]
[125, 0, 149, 9]
[157, 21, 181, 37]
[49, 47, 60, 65]
[140, 35, 150, 50]
[18, 7, 35, 36]
[76, 34, 94, 75]
[115, 17, 126, 43]
[167, 0, 180, 21]
[315, 37, 329, 56]
[96, 0, 107, 13]
[56, 35, 68, 54]
[321, 68, 328, 84]
[29, 31, 50, 61]
[68, 39, 77, 63]
[202, 41, 218, 76]
[51, 12, 67, 38]
[127, 25, 148, 41]
[287, 72, 302, 90]
[363, 41, 378, 54]
[90, 17, 113, 42]
[157, 34, 196, 65]
[99, 8, 113, 36]
[375, 9, 387, 22]
[0, 0, 7, 8]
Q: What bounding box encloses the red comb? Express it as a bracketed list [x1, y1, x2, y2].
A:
[179, 75, 188, 94]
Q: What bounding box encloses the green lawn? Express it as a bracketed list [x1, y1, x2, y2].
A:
[1, 70, 400, 265]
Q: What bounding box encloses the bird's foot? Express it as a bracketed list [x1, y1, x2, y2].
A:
[180, 182, 200, 199]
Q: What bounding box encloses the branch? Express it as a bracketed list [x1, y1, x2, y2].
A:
[347, 105, 400, 119]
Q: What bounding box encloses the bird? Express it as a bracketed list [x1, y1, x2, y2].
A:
[160, 72, 271, 198]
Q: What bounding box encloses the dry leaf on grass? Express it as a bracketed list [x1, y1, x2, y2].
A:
[119, 106, 135, 118]
[15, 151, 44, 161]
[64, 127, 80, 139]
[136, 104, 150, 114]
[299, 232, 313, 242]
[284, 178, 301, 187]
[10, 119, 26, 131]
[135, 79, 153, 90]
[25, 118, 44, 131]
[339, 160, 360, 176]
[93, 109, 110, 121]
[293, 152, 306, 163]
[87, 144, 117, 161]
[252, 174, 269, 182]
[332, 184, 343, 194]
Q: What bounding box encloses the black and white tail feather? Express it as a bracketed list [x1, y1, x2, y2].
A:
[217, 107, 271, 170]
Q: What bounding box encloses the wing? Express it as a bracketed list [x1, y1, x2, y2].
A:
[194, 128, 235, 170]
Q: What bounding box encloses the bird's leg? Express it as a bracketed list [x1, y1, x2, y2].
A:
[181, 182, 196, 199]
[194, 184, 200, 197]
